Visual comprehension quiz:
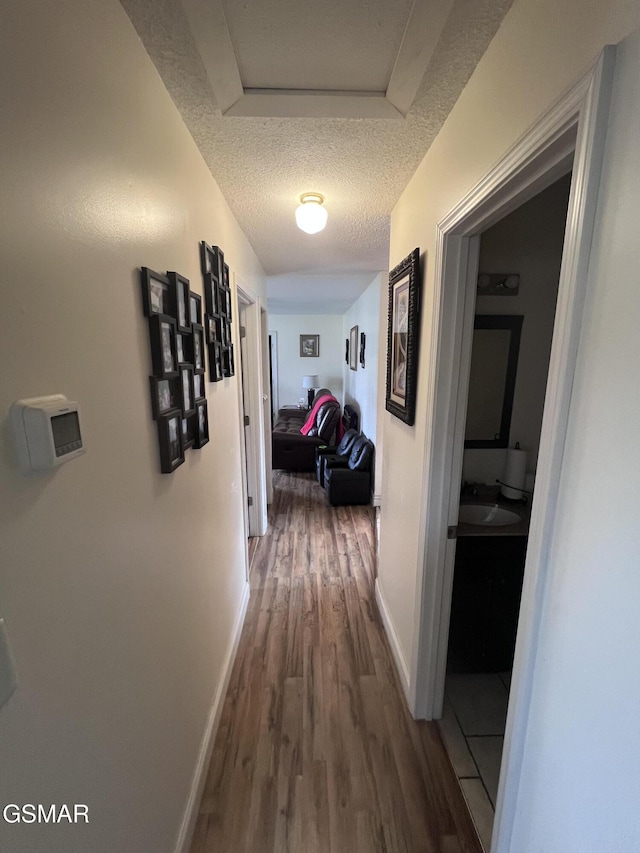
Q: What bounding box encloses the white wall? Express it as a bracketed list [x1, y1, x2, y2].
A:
[508, 27, 640, 851]
[463, 174, 571, 486]
[269, 315, 344, 406]
[342, 274, 385, 497]
[0, 2, 265, 851]
[379, 0, 640, 850]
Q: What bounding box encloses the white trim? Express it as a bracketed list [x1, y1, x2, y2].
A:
[375, 578, 410, 699]
[236, 278, 268, 537]
[225, 90, 404, 120]
[407, 44, 615, 853]
[174, 580, 250, 853]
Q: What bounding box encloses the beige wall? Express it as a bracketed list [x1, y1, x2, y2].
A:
[0, 1, 265, 851]
[378, 0, 640, 694]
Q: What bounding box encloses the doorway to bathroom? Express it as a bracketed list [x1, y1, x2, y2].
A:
[438, 173, 572, 849]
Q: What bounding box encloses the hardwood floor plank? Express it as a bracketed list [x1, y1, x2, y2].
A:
[189, 471, 481, 853]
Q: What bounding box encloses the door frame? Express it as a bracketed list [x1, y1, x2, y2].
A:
[235, 278, 268, 537]
[409, 47, 615, 852]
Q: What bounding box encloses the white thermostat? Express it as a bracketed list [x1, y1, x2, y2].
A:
[11, 395, 86, 474]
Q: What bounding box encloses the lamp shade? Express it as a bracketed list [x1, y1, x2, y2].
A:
[295, 193, 327, 234]
[302, 375, 319, 389]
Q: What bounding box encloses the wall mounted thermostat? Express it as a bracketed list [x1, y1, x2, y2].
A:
[11, 395, 86, 474]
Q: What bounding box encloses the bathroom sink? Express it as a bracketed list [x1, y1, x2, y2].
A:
[458, 503, 521, 527]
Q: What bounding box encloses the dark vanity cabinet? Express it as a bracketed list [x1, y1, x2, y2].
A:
[447, 535, 527, 672]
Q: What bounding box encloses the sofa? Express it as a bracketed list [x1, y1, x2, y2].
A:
[271, 388, 341, 471]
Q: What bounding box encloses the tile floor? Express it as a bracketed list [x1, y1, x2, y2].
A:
[438, 672, 511, 851]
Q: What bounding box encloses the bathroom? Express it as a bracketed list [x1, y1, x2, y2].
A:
[438, 173, 572, 849]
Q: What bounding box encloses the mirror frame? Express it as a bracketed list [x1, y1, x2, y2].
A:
[464, 314, 523, 449]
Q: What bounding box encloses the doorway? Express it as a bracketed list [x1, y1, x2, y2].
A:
[438, 174, 572, 849]
[408, 47, 615, 853]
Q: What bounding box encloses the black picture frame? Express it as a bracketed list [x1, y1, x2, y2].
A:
[208, 342, 223, 382]
[300, 334, 319, 357]
[141, 268, 171, 317]
[203, 272, 220, 316]
[192, 323, 205, 374]
[349, 325, 358, 371]
[149, 376, 179, 419]
[189, 292, 202, 326]
[179, 365, 196, 417]
[200, 241, 216, 277]
[157, 409, 184, 473]
[194, 400, 209, 449]
[167, 271, 191, 333]
[222, 344, 234, 377]
[149, 314, 179, 378]
[385, 248, 421, 425]
[360, 331, 366, 368]
[193, 372, 205, 402]
[223, 262, 230, 289]
[345, 338, 350, 364]
[182, 415, 196, 451]
[176, 334, 188, 366]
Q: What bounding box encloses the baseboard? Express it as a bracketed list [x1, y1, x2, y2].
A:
[372, 492, 382, 507]
[374, 578, 411, 703]
[174, 580, 250, 853]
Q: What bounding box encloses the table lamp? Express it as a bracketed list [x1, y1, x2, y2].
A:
[302, 375, 319, 408]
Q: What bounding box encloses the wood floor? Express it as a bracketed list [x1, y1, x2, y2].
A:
[190, 471, 482, 853]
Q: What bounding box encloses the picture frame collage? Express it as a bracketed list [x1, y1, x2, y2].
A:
[141, 266, 210, 473]
[199, 241, 235, 383]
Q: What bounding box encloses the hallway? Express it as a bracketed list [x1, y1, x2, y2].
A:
[190, 472, 482, 853]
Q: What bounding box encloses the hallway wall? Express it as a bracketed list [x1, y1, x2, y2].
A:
[379, 1, 640, 850]
[0, 1, 266, 851]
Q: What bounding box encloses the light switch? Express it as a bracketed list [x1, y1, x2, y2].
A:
[0, 619, 17, 710]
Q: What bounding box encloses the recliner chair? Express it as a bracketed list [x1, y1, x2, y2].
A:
[323, 436, 374, 506]
[315, 428, 359, 483]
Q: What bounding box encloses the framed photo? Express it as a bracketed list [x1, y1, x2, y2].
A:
[208, 342, 223, 383]
[204, 272, 220, 316]
[149, 376, 178, 419]
[149, 314, 178, 378]
[199, 241, 215, 277]
[349, 325, 358, 371]
[141, 268, 170, 317]
[222, 344, 234, 377]
[176, 334, 186, 365]
[179, 365, 196, 417]
[182, 415, 196, 451]
[223, 262, 229, 288]
[194, 400, 209, 449]
[345, 338, 349, 364]
[300, 334, 319, 358]
[193, 372, 205, 402]
[385, 248, 421, 425]
[192, 323, 205, 374]
[167, 271, 191, 333]
[214, 246, 224, 281]
[157, 409, 184, 473]
[360, 332, 366, 368]
[189, 291, 202, 326]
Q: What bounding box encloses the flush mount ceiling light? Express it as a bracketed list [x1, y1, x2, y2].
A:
[295, 193, 328, 234]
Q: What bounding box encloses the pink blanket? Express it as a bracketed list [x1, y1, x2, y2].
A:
[300, 394, 342, 440]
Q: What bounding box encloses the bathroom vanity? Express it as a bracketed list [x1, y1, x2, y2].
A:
[447, 494, 529, 672]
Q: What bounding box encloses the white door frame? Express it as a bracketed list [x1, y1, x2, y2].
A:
[235, 278, 268, 537]
[409, 47, 615, 852]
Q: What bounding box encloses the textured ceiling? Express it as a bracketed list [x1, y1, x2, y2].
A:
[120, 0, 514, 310]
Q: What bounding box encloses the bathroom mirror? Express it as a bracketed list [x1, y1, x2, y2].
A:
[465, 314, 523, 448]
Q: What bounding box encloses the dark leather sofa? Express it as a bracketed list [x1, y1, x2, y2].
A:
[271, 388, 341, 471]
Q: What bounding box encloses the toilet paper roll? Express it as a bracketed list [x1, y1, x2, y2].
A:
[501, 446, 527, 500]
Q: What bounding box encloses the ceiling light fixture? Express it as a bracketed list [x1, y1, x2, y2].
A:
[295, 193, 327, 234]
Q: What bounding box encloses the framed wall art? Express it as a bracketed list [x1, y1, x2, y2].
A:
[360, 331, 366, 368]
[149, 314, 179, 378]
[385, 247, 420, 425]
[141, 268, 171, 317]
[167, 271, 191, 333]
[194, 400, 209, 449]
[157, 409, 184, 473]
[149, 377, 178, 419]
[300, 334, 319, 357]
[349, 325, 358, 371]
